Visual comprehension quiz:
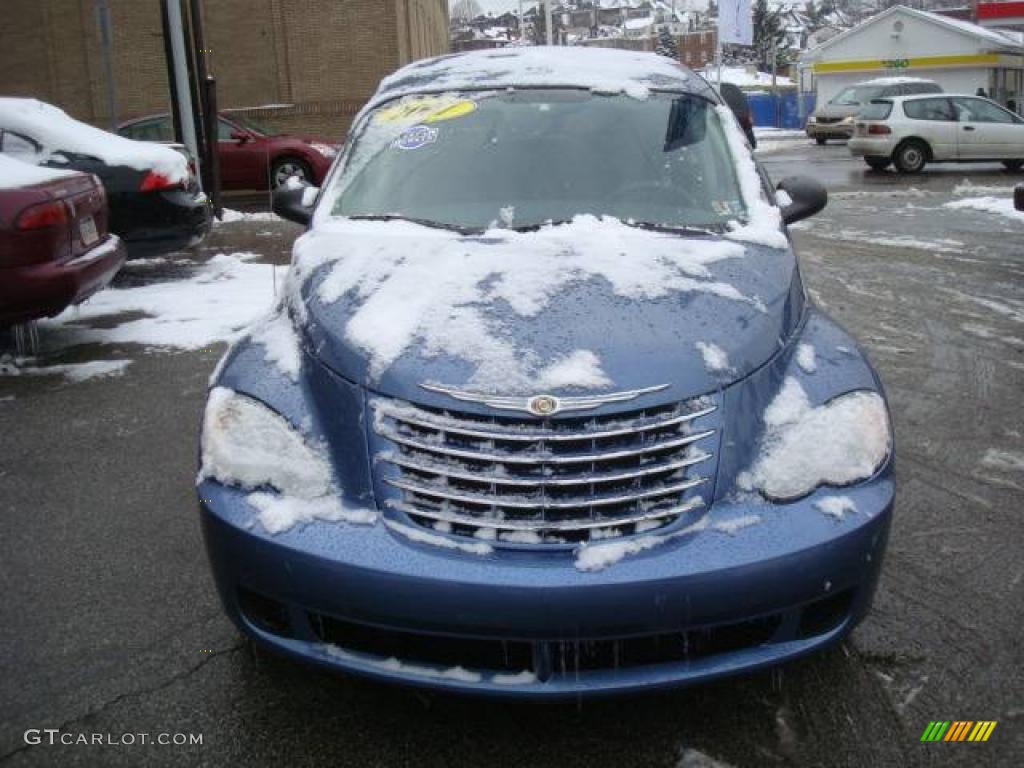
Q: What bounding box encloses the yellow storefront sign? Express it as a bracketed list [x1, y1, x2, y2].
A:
[812, 53, 1021, 74]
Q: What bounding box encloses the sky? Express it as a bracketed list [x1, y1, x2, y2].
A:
[449, 1, 712, 16]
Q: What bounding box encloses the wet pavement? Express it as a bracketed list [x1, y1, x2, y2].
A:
[1, 141, 1021, 767]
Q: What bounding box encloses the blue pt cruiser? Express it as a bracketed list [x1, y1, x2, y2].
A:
[197, 48, 894, 696]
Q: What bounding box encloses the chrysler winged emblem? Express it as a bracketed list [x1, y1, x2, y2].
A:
[420, 383, 670, 417]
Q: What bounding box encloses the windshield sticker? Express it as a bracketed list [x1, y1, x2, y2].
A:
[376, 97, 477, 126]
[392, 124, 438, 151]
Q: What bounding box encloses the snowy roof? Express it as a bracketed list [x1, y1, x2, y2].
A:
[0, 153, 82, 190]
[624, 16, 654, 30]
[368, 47, 707, 111]
[801, 4, 1024, 60]
[859, 76, 934, 85]
[0, 98, 188, 182]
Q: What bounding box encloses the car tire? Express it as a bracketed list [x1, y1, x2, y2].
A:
[270, 157, 313, 189]
[865, 157, 891, 172]
[893, 140, 928, 174]
[815, 137, 827, 146]
[1002, 160, 1024, 172]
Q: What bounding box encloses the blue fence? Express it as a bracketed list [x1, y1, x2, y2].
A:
[746, 92, 816, 130]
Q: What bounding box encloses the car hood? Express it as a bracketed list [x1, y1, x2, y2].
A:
[815, 104, 860, 119]
[289, 217, 803, 407]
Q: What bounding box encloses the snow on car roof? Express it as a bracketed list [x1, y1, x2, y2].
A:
[0, 153, 82, 190]
[368, 47, 708, 110]
[0, 98, 188, 182]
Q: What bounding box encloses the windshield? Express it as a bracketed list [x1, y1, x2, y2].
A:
[830, 86, 884, 106]
[327, 90, 747, 232]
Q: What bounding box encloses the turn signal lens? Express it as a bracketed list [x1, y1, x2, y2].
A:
[16, 200, 69, 230]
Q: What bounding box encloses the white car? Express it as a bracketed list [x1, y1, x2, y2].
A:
[848, 94, 1024, 173]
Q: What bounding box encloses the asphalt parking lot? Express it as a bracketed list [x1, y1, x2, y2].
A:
[1, 140, 1022, 767]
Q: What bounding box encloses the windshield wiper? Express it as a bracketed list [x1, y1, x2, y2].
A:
[624, 221, 720, 237]
[347, 214, 481, 234]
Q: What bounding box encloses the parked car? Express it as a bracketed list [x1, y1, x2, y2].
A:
[849, 94, 1024, 173]
[0, 98, 211, 258]
[806, 77, 942, 144]
[717, 82, 757, 148]
[0, 154, 125, 327]
[118, 112, 339, 190]
[198, 48, 894, 696]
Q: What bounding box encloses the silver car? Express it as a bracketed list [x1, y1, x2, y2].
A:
[849, 93, 1024, 173]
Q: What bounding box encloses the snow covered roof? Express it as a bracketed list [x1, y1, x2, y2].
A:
[802, 4, 1024, 60]
[0, 153, 82, 190]
[624, 16, 653, 30]
[859, 76, 935, 85]
[368, 47, 707, 111]
[0, 98, 188, 182]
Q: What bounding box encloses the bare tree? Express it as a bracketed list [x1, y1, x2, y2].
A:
[451, 0, 484, 22]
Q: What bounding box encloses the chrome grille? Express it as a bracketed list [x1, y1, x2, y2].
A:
[371, 394, 718, 546]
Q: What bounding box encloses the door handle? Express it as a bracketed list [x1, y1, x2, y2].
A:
[963, 126, 976, 131]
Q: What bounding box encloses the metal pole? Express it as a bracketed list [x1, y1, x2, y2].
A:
[164, 0, 200, 176]
[771, 36, 778, 127]
[518, 0, 523, 42]
[545, 0, 553, 46]
[715, 23, 722, 85]
[96, 0, 119, 131]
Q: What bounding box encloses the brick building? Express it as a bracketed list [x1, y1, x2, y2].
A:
[0, 0, 449, 139]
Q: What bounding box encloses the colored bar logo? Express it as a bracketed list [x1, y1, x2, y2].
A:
[921, 721, 997, 742]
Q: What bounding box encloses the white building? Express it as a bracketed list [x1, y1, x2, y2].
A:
[798, 5, 1024, 110]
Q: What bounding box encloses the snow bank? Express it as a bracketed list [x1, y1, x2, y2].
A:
[0, 153, 80, 189]
[944, 196, 1024, 224]
[0, 98, 188, 183]
[297, 215, 757, 391]
[0, 356, 130, 383]
[370, 47, 695, 113]
[701, 66, 794, 88]
[217, 208, 281, 224]
[45, 253, 278, 349]
[738, 378, 890, 500]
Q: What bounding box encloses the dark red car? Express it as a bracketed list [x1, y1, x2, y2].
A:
[0, 155, 126, 327]
[117, 113, 339, 190]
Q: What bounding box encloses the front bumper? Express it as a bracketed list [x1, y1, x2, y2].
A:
[0, 235, 126, 326]
[199, 475, 893, 697]
[112, 188, 212, 259]
[806, 120, 854, 140]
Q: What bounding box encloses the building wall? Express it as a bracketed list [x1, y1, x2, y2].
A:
[0, 0, 449, 139]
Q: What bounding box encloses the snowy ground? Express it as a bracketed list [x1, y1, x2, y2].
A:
[1, 148, 1022, 767]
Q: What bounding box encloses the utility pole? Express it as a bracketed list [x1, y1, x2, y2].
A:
[545, 0, 553, 46]
[95, 0, 119, 131]
[163, 0, 200, 176]
[518, 0, 524, 42]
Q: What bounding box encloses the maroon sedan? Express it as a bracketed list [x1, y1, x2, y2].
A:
[117, 113, 339, 190]
[0, 155, 126, 327]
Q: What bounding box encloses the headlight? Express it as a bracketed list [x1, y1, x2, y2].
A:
[199, 387, 332, 497]
[739, 385, 891, 501]
[309, 142, 338, 158]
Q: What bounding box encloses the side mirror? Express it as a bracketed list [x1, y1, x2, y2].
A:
[1015, 184, 1024, 212]
[230, 130, 251, 143]
[776, 176, 827, 225]
[272, 186, 315, 227]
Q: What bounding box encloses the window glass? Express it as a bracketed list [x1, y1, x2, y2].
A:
[953, 97, 1016, 124]
[0, 131, 41, 161]
[330, 90, 748, 232]
[217, 119, 237, 140]
[904, 98, 955, 121]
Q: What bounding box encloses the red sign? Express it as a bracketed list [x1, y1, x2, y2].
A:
[977, 1, 1024, 20]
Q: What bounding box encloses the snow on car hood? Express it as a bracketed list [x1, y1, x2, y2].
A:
[0, 98, 188, 183]
[285, 216, 802, 404]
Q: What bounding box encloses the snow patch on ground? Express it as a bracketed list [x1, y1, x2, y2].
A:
[44, 253, 279, 349]
[299, 215, 758, 391]
[677, 747, 737, 768]
[944, 196, 1024, 223]
[217, 209, 281, 224]
[981, 449, 1024, 473]
[738, 378, 890, 500]
[0, 357, 131, 383]
[814, 495, 858, 520]
[696, 341, 731, 373]
[796, 343, 816, 373]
